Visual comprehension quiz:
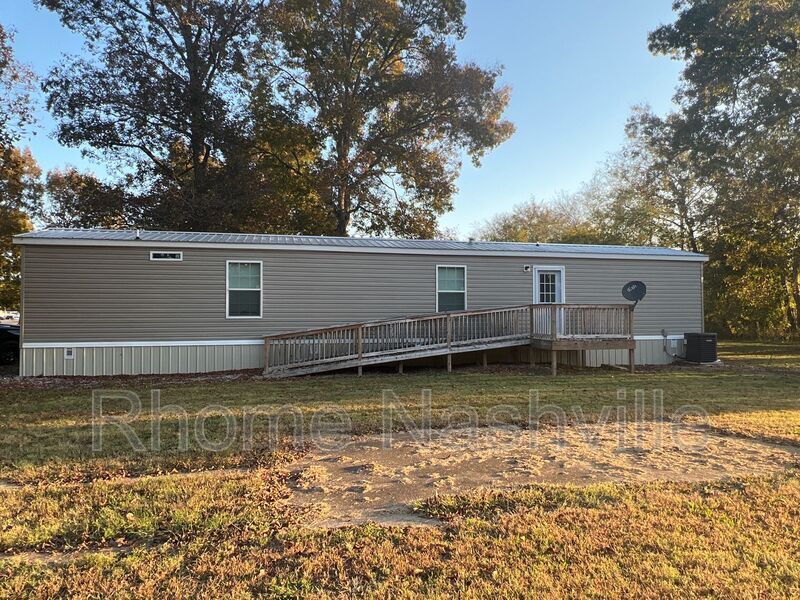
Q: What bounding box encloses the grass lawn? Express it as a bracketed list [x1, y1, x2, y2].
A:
[1, 340, 800, 597]
[719, 340, 800, 369]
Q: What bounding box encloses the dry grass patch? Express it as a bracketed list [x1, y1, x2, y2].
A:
[416, 483, 625, 520]
[0, 458, 298, 554]
[2, 340, 800, 597]
[708, 409, 800, 446]
[407, 474, 800, 597]
[3, 474, 798, 598]
[2, 450, 281, 487]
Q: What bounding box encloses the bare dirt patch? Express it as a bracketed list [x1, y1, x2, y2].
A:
[286, 423, 800, 527]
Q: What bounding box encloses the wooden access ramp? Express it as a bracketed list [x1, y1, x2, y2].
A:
[263, 304, 636, 378]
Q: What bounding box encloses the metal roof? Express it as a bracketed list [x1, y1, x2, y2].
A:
[14, 228, 708, 261]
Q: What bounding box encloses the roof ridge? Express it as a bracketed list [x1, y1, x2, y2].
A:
[13, 228, 708, 260]
[26, 228, 688, 251]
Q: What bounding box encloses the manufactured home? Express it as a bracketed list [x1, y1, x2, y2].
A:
[13, 229, 708, 377]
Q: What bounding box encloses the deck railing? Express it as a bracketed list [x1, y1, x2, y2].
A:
[264, 303, 633, 375]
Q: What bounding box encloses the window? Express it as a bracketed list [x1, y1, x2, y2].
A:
[436, 265, 466, 312]
[539, 272, 557, 303]
[227, 261, 262, 318]
[150, 251, 183, 261]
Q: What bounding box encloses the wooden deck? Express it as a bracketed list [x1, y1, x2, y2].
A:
[263, 304, 636, 377]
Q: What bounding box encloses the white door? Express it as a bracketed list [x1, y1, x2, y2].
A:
[535, 268, 565, 335]
[536, 269, 563, 304]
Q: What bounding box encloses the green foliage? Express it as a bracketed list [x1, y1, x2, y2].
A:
[475, 195, 606, 244]
[44, 168, 136, 229]
[0, 206, 33, 311]
[647, 0, 800, 337]
[38, 0, 261, 230]
[35, 0, 513, 237]
[254, 0, 514, 236]
[37, 0, 323, 233]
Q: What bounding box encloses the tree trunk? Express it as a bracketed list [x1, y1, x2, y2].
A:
[782, 275, 797, 332]
[675, 191, 700, 253]
[789, 264, 800, 333]
[334, 207, 349, 236]
[188, 76, 207, 208]
[333, 135, 352, 235]
[180, 3, 209, 226]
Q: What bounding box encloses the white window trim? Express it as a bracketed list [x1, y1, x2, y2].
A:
[435, 264, 468, 312]
[150, 250, 183, 262]
[533, 266, 566, 304]
[226, 260, 263, 319]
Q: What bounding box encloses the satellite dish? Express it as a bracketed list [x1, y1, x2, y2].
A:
[622, 281, 647, 308]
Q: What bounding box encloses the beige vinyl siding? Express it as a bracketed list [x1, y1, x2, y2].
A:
[21, 245, 702, 344]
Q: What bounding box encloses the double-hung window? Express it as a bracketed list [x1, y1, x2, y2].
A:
[436, 265, 467, 312]
[227, 261, 262, 318]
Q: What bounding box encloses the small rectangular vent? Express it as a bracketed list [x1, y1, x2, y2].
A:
[65, 348, 75, 360]
[150, 251, 183, 262]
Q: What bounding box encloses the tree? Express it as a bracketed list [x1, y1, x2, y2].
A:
[650, 0, 800, 336]
[473, 128, 688, 249]
[38, 0, 265, 230]
[475, 195, 601, 244]
[0, 25, 41, 310]
[39, 0, 513, 237]
[616, 106, 715, 253]
[0, 147, 43, 310]
[579, 171, 663, 248]
[0, 25, 35, 148]
[649, 0, 800, 167]
[258, 0, 514, 236]
[44, 168, 136, 229]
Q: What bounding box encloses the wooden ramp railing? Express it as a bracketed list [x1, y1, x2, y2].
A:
[264, 304, 635, 378]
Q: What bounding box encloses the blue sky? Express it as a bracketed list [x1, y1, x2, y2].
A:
[3, 0, 683, 236]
